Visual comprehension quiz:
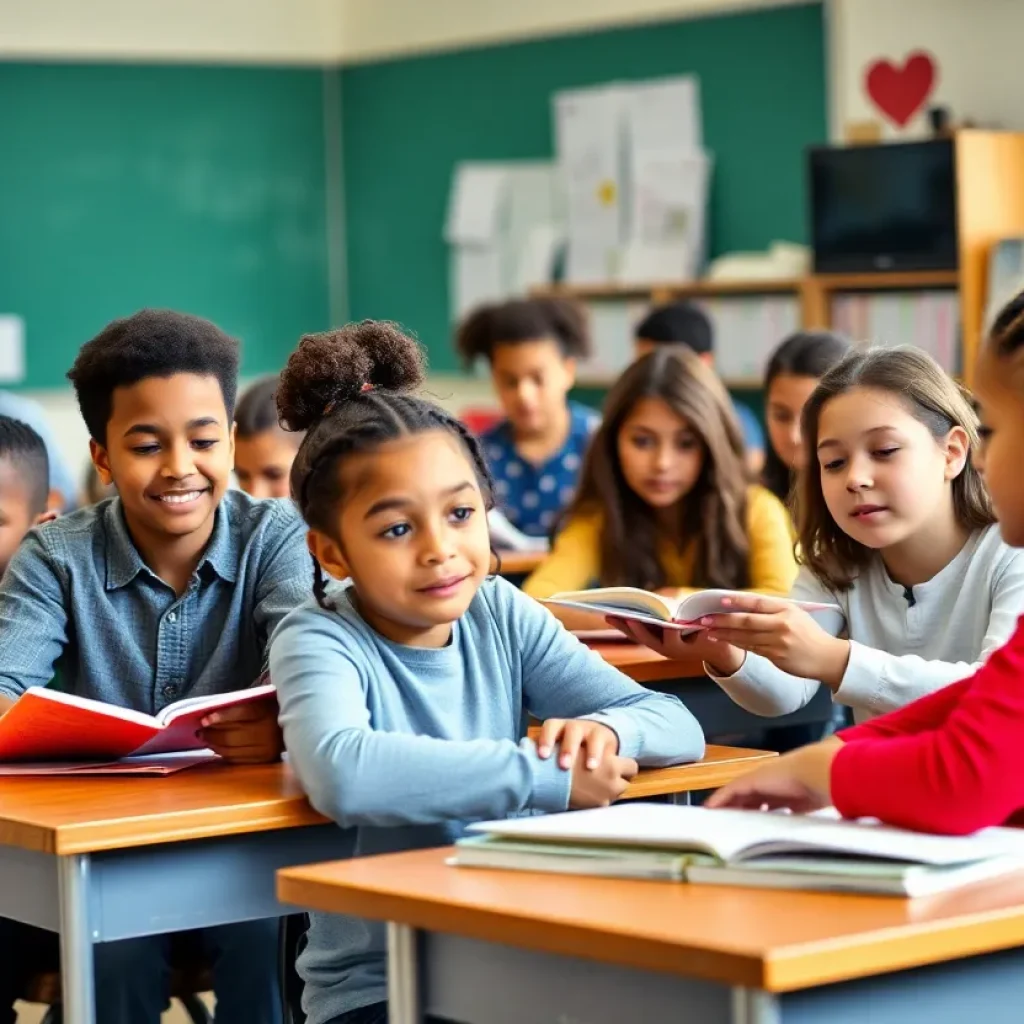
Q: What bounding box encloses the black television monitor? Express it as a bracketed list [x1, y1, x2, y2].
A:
[809, 139, 958, 273]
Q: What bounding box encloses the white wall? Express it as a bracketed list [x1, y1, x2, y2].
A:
[828, 0, 1024, 140]
[339, 0, 807, 62]
[0, 0, 342, 63]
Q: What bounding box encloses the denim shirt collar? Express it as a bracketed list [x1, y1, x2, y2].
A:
[104, 498, 239, 590]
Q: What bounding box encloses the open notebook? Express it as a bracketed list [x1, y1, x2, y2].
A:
[543, 587, 843, 635]
[453, 804, 1024, 897]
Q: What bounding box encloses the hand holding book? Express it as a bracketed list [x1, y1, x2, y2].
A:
[696, 593, 852, 687]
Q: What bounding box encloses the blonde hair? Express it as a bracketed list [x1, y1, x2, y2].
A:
[795, 346, 993, 591]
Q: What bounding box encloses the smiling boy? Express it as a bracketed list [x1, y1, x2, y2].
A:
[0, 309, 309, 1024]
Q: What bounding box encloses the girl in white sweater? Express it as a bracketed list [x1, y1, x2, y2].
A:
[615, 346, 1024, 724]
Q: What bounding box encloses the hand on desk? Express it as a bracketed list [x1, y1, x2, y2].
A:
[705, 736, 842, 813]
[198, 697, 284, 765]
[534, 718, 638, 808]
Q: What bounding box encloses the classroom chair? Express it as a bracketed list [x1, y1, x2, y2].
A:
[281, 913, 309, 1024]
[22, 931, 213, 1023]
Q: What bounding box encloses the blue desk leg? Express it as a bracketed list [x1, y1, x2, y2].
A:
[733, 988, 781, 1024]
[58, 854, 96, 1024]
[387, 922, 421, 1024]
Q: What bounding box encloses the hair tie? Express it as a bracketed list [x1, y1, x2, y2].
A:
[321, 381, 372, 419]
[360, 382, 374, 393]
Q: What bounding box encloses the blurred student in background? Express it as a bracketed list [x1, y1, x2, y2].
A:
[635, 302, 765, 475]
[0, 391, 78, 512]
[457, 298, 598, 540]
[234, 375, 302, 500]
[525, 346, 796, 632]
[762, 331, 853, 506]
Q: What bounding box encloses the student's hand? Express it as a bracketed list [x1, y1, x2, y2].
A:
[569, 751, 639, 809]
[607, 617, 746, 676]
[0, 695, 13, 718]
[198, 699, 284, 765]
[705, 737, 842, 812]
[536, 718, 620, 770]
[699, 595, 850, 689]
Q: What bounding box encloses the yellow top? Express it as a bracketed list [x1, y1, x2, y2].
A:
[523, 484, 798, 600]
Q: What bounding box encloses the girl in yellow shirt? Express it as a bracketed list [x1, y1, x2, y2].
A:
[524, 346, 798, 632]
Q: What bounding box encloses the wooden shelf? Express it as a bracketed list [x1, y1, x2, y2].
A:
[535, 278, 803, 302]
[812, 269, 960, 291]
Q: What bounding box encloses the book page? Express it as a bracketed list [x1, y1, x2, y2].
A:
[469, 804, 1024, 867]
[548, 587, 675, 619]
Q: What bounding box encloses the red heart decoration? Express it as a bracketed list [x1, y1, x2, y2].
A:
[864, 51, 937, 128]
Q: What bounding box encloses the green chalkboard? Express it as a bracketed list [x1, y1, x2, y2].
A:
[0, 64, 330, 387]
[340, 3, 827, 372]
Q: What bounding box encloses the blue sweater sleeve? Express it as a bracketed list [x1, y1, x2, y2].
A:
[508, 583, 706, 766]
[271, 604, 570, 828]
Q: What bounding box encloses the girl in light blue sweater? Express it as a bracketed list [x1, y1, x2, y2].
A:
[268, 321, 704, 1024]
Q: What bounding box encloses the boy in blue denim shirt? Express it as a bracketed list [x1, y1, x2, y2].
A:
[0, 309, 309, 1024]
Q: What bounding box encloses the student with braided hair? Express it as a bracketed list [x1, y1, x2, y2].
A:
[268, 319, 704, 1024]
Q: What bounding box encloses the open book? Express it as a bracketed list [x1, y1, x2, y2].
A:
[0, 684, 276, 762]
[543, 587, 843, 634]
[454, 804, 1024, 898]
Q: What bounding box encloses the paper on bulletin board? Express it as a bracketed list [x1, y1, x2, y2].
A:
[451, 247, 505, 321]
[555, 85, 626, 283]
[625, 76, 703, 155]
[622, 148, 711, 281]
[445, 165, 509, 245]
[0, 316, 26, 383]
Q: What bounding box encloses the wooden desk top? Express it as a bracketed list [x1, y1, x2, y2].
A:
[589, 642, 705, 683]
[0, 762, 324, 856]
[496, 551, 546, 576]
[278, 847, 1024, 993]
[0, 743, 769, 856]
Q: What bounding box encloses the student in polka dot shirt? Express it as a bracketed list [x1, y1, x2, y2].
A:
[457, 298, 599, 539]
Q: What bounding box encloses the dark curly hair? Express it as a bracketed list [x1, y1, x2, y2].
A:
[67, 309, 239, 444]
[455, 298, 591, 368]
[278, 320, 496, 608]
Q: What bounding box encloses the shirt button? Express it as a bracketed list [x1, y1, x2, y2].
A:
[167, 612, 178, 623]
[163, 684, 178, 699]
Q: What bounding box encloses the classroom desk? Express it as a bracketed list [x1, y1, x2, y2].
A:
[495, 550, 545, 577]
[591, 641, 836, 738]
[521, 739, 777, 802]
[0, 763, 353, 1024]
[278, 847, 1024, 1024]
[0, 748, 772, 1022]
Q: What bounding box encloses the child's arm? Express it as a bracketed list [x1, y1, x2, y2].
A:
[832, 555, 1024, 717]
[510, 585, 706, 767]
[272, 607, 587, 828]
[253, 504, 316, 658]
[702, 569, 838, 717]
[830, 621, 1024, 834]
[0, 532, 69, 704]
[745, 487, 800, 595]
[837, 677, 969, 741]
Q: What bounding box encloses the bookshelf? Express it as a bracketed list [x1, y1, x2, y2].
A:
[536, 131, 1024, 390]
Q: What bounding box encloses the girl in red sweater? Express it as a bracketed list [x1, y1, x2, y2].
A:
[707, 291, 1024, 835]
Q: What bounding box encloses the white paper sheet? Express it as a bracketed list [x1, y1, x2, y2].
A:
[0, 316, 26, 384]
[445, 165, 508, 245]
[625, 75, 703, 155]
